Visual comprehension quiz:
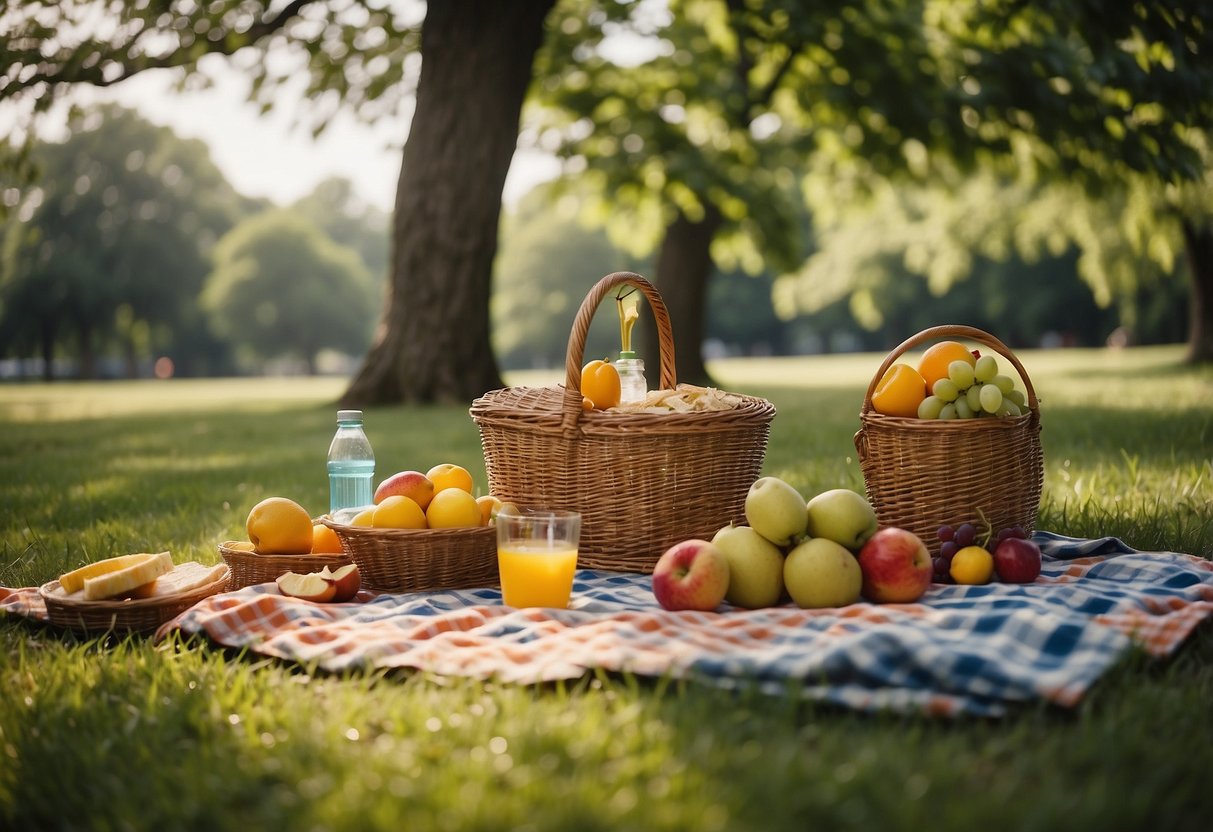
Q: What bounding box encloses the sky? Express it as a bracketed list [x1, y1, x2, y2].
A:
[14, 55, 562, 214]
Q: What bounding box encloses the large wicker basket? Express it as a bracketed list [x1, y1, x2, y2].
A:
[854, 325, 1044, 553]
[470, 271, 777, 574]
[320, 521, 498, 593]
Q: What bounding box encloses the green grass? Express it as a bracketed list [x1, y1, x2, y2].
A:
[2, 346, 1211, 830]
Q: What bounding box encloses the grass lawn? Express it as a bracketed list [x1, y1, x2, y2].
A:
[1, 345, 1210, 831]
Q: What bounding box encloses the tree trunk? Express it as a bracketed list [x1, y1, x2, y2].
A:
[340, 0, 555, 406]
[1181, 218, 1213, 364]
[644, 204, 723, 388]
[77, 320, 95, 380]
[40, 323, 55, 381]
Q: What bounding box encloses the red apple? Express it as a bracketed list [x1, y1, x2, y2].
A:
[856, 527, 932, 603]
[993, 537, 1042, 583]
[373, 470, 435, 509]
[321, 563, 362, 601]
[276, 570, 337, 602]
[651, 539, 730, 612]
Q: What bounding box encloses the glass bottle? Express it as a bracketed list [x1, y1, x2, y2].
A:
[615, 350, 647, 404]
[327, 410, 374, 513]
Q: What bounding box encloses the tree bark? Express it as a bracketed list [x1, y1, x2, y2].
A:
[645, 204, 724, 388]
[1181, 218, 1213, 364]
[340, 0, 555, 406]
[40, 323, 55, 381]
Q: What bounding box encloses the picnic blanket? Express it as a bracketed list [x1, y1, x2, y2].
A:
[4, 532, 1211, 717]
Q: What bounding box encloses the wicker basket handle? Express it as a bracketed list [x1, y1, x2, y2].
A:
[860, 324, 1040, 416]
[561, 272, 678, 427]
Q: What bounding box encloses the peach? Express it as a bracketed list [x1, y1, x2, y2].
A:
[247, 497, 314, 555]
[349, 507, 376, 527]
[372, 495, 427, 529]
[476, 494, 505, 526]
[426, 463, 474, 495]
[311, 523, 343, 554]
[425, 488, 481, 528]
[374, 470, 435, 509]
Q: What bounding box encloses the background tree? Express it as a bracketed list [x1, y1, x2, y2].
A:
[493, 185, 632, 371]
[1, 0, 557, 401]
[532, 0, 1213, 379]
[203, 210, 375, 374]
[778, 168, 1197, 348]
[0, 104, 247, 378]
[290, 177, 390, 286]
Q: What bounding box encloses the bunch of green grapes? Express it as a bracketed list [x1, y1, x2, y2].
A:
[916, 354, 1028, 420]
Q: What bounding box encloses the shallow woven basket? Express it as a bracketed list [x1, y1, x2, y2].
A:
[854, 325, 1044, 553]
[39, 566, 231, 636]
[320, 521, 498, 592]
[218, 542, 353, 590]
[470, 271, 777, 574]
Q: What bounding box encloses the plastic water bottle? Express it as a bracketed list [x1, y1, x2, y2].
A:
[327, 410, 374, 513]
[615, 352, 647, 404]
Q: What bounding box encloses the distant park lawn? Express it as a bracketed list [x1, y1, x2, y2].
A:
[1, 345, 1210, 831]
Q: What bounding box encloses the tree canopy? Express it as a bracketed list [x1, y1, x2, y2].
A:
[0, 104, 248, 377]
[530, 0, 1213, 368]
[202, 209, 376, 373]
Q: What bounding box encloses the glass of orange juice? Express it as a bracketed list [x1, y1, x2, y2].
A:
[496, 509, 581, 608]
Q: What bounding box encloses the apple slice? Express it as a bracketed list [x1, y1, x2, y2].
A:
[276, 571, 337, 602]
[320, 564, 361, 602]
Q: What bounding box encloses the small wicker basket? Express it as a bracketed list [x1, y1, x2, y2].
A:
[854, 325, 1044, 553]
[218, 542, 353, 590]
[39, 566, 231, 636]
[470, 271, 777, 574]
[320, 521, 498, 593]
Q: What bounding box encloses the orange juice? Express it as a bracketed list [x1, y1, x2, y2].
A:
[497, 543, 578, 608]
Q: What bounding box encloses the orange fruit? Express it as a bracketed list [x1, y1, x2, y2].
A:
[871, 364, 927, 418]
[917, 341, 976, 390]
[311, 523, 343, 554]
[580, 359, 621, 410]
[246, 497, 314, 555]
[426, 463, 475, 495]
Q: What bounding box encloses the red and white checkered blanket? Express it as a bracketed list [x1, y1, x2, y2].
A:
[4, 533, 1210, 716]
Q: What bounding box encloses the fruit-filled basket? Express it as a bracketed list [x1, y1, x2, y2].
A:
[470, 271, 777, 573]
[854, 325, 1044, 552]
[320, 521, 498, 593]
[219, 541, 353, 591]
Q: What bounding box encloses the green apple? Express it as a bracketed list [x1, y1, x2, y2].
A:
[804, 488, 879, 551]
[711, 524, 785, 609]
[744, 476, 808, 547]
[783, 537, 863, 609]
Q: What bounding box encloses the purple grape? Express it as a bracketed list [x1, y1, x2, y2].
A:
[997, 527, 1014, 543]
[939, 540, 959, 563]
[954, 522, 977, 548]
[1006, 526, 1028, 540]
[937, 524, 955, 542]
[932, 557, 951, 582]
